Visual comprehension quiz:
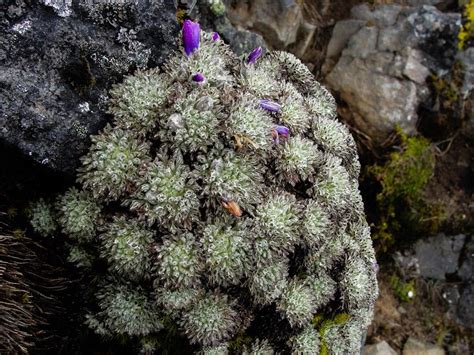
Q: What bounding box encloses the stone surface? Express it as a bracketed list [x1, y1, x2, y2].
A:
[364, 340, 398, 355]
[414, 234, 465, 280]
[192, 0, 266, 56]
[324, 5, 461, 143]
[402, 337, 445, 355]
[326, 19, 365, 59]
[224, 0, 304, 49]
[1, 0, 178, 173]
[456, 282, 474, 328]
[457, 48, 474, 99]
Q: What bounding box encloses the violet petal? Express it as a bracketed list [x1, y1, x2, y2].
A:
[275, 125, 290, 137]
[192, 73, 205, 83]
[212, 32, 220, 41]
[247, 46, 263, 64]
[260, 99, 281, 113]
[182, 19, 200, 56]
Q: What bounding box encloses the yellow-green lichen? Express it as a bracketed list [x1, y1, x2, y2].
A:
[458, 0, 474, 49]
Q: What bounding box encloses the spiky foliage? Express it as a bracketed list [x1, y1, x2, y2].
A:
[280, 82, 311, 134]
[49, 24, 377, 353]
[127, 153, 200, 229]
[56, 188, 101, 241]
[248, 259, 288, 305]
[156, 286, 202, 312]
[199, 151, 263, 209]
[307, 272, 337, 310]
[100, 216, 154, 280]
[277, 136, 321, 184]
[201, 218, 253, 286]
[202, 343, 229, 355]
[289, 326, 320, 354]
[162, 89, 221, 153]
[67, 245, 94, 268]
[243, 339, 274, 355]
[255, 192, 301, 254]
[301, 200, 331, 248]
[156, 233, 202, 288]
[181, 293, 238, 346]
[109, 68, 167, 134]
[228, 95, 274, 150]
[86, 283, 162, 337]
[77, 126, 150, 200]
[29, 198, 57, 237]
[277, 279, 316, 327]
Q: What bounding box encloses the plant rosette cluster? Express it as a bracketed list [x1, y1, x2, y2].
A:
[30, 20, 378, 354]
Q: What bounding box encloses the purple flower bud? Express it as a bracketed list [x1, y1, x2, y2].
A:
[212, 32, 220, 41]
[192, 73, 205, 83]
[259, 99, 281, 113]
[247, 46, 263, 64]
[275, 125, 289, 138]
[182, 19, 200, 56]
[372, 261, 379, 273]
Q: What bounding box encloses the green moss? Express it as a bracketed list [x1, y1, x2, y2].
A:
[390, 275, 416, 303]
[370, 127, 434, 204]
[317, 313, 350, 355]
[369, 127, 441, 250]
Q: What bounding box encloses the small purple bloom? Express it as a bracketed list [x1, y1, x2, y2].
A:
[275, 125, 289, 138]
[182, 19, 200, 56]
[260, 99, 281, 113]
[372, 261, 379, 273]
[246, 46, 263, 64]
[192, 73, 205, 83]
[212, 32, 220, 41]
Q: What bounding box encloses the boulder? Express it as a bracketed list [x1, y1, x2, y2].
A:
[414, 234, 465, 281]
[364, 341, 398, 355]
[1, 0, 179, 174]
[402, 337, 445, 355]
[324, 5, 461, 143]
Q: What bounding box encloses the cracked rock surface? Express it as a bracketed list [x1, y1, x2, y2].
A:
[1, 0, 178, 173]
[323, 4, 461, 143]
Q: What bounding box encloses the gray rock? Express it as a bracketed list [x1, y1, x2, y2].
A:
[324, 4, 461, 143]
[351, 4, 402, 27]
[326, 19, 365, 59]
[378, 23, 411, 52]
[456, 283, 474, 328]
[457, 48, 474, 99]
[402, 337, 445, 355]
[457, 237, 473, 282]
[1, 0, 178, 173]
[403, 48, 431, 84]
[326, 57, 420, 137]
[414, 234, 466, 280]
[192, 1, 266, 56]
[224, 0, 303, 48]
[364, 341, 397, 355]
[344, 26, 379, 59]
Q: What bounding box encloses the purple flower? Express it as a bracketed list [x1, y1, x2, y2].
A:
[212, 32, 220, 41]
[272, 125, 290, 144]
[182, 19, 200, 56]
[275, 125, 289, 138]
[372, 261, 379, 273]
[192, 73, 205, 83]
[246, 46, 263, 64]
[259, 99, 281, 113]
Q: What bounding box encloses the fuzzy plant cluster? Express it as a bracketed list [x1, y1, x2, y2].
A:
[30, 20, 378, 354]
